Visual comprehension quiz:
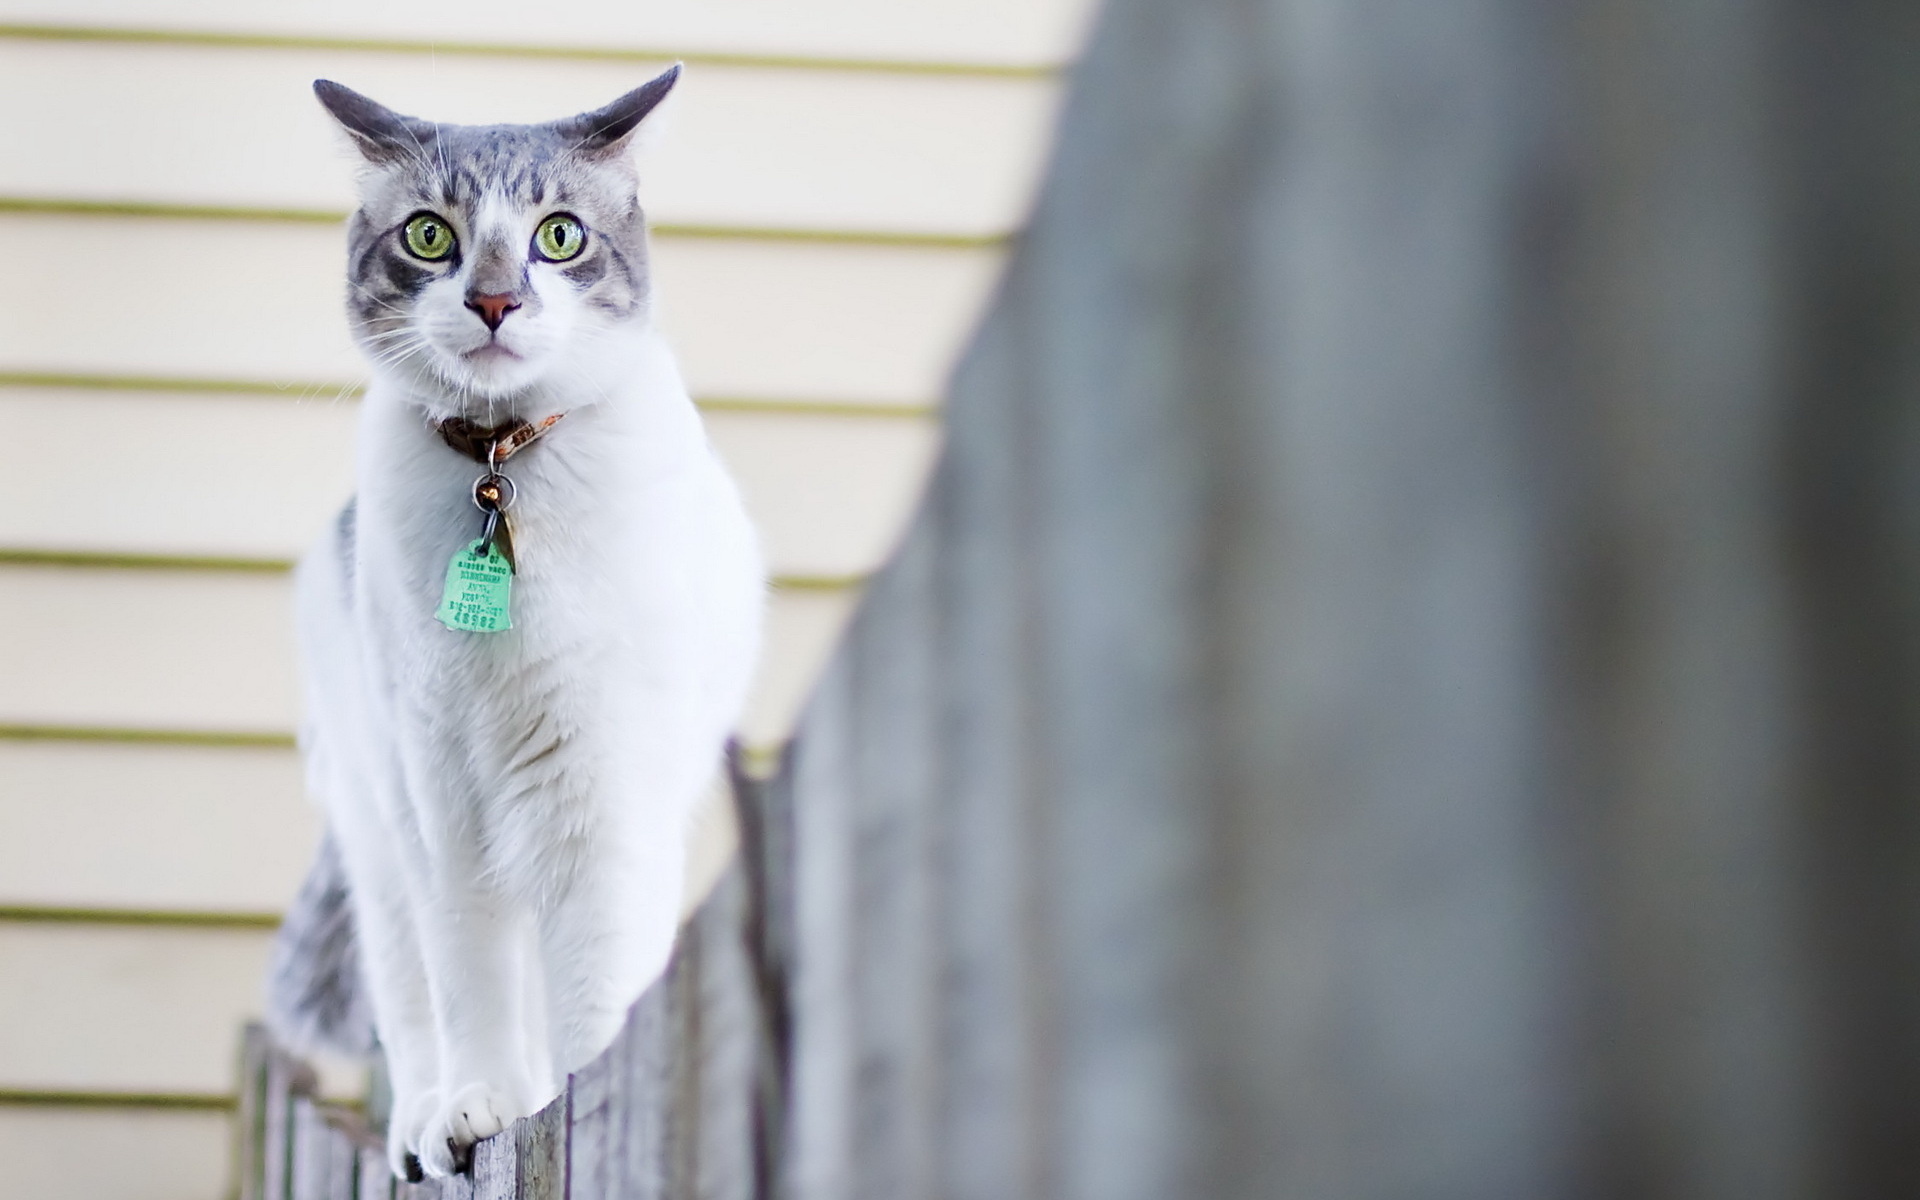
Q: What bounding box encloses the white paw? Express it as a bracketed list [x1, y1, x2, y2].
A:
[414, 1082, 524, 1178]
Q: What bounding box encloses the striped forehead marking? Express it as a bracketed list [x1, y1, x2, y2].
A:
[340, 116, 653, 335]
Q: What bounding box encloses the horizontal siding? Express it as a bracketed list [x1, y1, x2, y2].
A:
[0, 1, 1093, 71]
[652, 236, 998, 406]
[0, 391, 938, 577]
[0, 566, 297, 733]
[0, 564, 856, 746]
[0, 923, 270, 1094]
[0, 391, 357, 565]
[750, 586, 860, 746]
[0, 1106, 230, 1200]
[707, 409, 938, 579]
[0, 741, 313, 912]
[0, 5, 1075, 1189]
[0, 38, 1062, 233]
[0, 214, 999, 405]
[0, 739, 739, 923]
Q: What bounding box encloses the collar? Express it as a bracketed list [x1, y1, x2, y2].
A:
[433, 411, 567, 466]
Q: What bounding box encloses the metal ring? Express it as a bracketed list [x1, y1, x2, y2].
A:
[471, 471, 516, 512]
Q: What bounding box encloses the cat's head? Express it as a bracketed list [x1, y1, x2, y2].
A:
[315, 69, 679, 409]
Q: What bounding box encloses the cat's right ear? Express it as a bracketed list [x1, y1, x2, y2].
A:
[314, 80, 429, 164]
[553, 65, 682, 159]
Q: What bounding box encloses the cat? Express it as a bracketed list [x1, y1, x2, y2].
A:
[265, 67, 765, 1181]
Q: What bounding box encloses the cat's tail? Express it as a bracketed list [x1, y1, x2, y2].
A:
[265, 829, 378, 1058]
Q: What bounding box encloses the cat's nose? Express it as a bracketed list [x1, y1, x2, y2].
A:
[466, 292, 521, 331]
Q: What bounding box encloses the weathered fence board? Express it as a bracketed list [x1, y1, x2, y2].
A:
[240, 857, 771, 1200]
[240, 0, 1920, 1194]
[358, 1143, 397, 1200]
[237, 1025, 271, 1200]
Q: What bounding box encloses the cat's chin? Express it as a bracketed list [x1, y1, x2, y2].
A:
[465, 343, 521, 366]
[425, 350, 551, 405]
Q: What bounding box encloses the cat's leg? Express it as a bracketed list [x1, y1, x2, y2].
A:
[535, 809, 688, 1076]
[327, 784, 442, 1181]
[394, 749, 544, 1178]
[291, 512, 444, 1180]
[410, 873, 543, 1176]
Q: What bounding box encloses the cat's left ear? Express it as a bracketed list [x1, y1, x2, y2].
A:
[554, 64, 681, 158]
[313, 80, 435, 165]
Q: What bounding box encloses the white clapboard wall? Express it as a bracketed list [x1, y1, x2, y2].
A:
[0, 6, 1091, 1198]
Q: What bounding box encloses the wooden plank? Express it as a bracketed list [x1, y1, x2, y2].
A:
[469, 1124, 516, 1199]
[705, 408, 940, 583]
[564, 1020, 618, 1200]
[438, 1166, 476, 1200]
[290, 1095, 351, 1200]
[0, 924, 275, 1095]
[0, 390, 937, 578]
[0, 740, 314, 913]
[661, 941, 702, 1198]
[0, 214, 998, 407]
[0, 2, 1095, 69]
[511, 1093, 569, 1200]
[840, 523, 940, 1200]
[0, 389, 356, 564]
[237, 1024, 272, 1200]
[781, 653, 857, 1197]
[0, 1106, 232, 1200]
[948, 76, 1217, 1200]
[923, 322, 1042, 1200]
[0, 38, 1065, 231]
[654, 236, 998, 407]
[317, 1108, 362, 1200]
[288, 1089, 317, 1199]
[732, 750, 797, 1195]
[397, 1172, 454, 1200]
[0, 563, 855, 747]
[357, 1143, 397, 1200]
[612, 986, 674, 1199]
[684, 871, 760, 1200]
[0, 563, 296, 734]
[259, 1047, 306, 1200]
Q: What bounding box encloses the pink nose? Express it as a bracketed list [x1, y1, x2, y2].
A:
[466, 292, 521, 331]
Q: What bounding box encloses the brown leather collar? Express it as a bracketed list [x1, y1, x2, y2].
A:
[433, 412, 567, 466]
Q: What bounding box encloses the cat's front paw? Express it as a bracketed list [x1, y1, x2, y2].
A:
[415, 1082, 524, 1177]
[386, 1087, 439, 1182]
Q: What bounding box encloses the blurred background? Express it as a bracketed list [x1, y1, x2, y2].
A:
[0, 2, 1096, 1195]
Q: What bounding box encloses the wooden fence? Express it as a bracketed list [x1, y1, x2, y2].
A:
[240, 0, 1920, 1194]
[237, 750, 789, 1200]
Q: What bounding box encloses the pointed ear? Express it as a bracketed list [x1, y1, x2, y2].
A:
[554, 64, 681, 157]
[313, 80, 432, 164]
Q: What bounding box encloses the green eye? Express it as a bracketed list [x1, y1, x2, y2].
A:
[402, 213, 455, 260]
[534, 215, 586, 262]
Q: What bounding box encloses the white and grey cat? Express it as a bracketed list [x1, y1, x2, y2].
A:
[267, 68, 764, 1181]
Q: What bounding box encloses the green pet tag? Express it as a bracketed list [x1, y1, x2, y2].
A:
[435, 539, 513, 632]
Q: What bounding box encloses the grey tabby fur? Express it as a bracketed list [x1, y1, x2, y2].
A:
[320, 73, 676, 403]
[266, 831, 378, 1056]
[269, 504, 376, 1057]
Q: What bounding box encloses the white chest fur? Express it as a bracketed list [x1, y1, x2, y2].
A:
[294, 327, 764, 1179]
